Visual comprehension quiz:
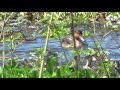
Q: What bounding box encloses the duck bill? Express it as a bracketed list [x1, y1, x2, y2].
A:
[80, 37, 85, 42]
[80, 37, 88, 47]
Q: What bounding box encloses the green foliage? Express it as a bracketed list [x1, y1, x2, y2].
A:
[0, 12, 119, 78]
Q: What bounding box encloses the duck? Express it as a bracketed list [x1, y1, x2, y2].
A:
[96, 12, 120, 24]
[61, 30, 88, 48]
[24, 12, 33, 22]
[96, 12, 106, 21]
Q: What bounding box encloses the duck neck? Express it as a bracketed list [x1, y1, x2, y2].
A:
[74, 37, 81, 47]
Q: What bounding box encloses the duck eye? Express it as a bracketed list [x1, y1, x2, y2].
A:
[62, 39, 65, 42]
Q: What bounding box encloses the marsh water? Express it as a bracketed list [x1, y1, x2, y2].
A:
[0, 26, 120, 65]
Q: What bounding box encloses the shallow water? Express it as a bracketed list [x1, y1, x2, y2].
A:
[0, 27, 120, 64]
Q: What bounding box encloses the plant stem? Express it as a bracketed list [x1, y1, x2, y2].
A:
[10, 35, 13, 78]
[1, 12, 16, 78]
[70, 12, 79, 70]
[39, 12, 53, 78]
[2, 22, 5, 78]
[91, 35, 110, 78]
[92, 12, 96, 35]
[56, 30, 68, 63]
[39, 26, 50, 78]
[1, 13, 7, 78]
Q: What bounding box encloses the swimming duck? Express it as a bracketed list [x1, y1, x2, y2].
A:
[24, 12, 33, 22]
[96, 12, 106, 21]
[95, 12, 106, 28]
[96, 12, 120, 24]
[61, 30, 88, 48]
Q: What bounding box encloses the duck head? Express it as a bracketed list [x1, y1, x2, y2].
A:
[61, 30, 88, 48]
[74, 30, 88, 47]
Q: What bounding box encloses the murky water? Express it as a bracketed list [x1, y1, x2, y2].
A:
[0, 27, 120, 65]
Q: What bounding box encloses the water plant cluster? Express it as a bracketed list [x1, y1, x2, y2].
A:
[0, 12, 120, 78]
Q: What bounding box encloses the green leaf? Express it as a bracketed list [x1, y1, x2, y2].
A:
[0, 67, 3, 75]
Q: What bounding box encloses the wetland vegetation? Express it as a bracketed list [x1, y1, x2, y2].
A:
[0, 12, 120, 78]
